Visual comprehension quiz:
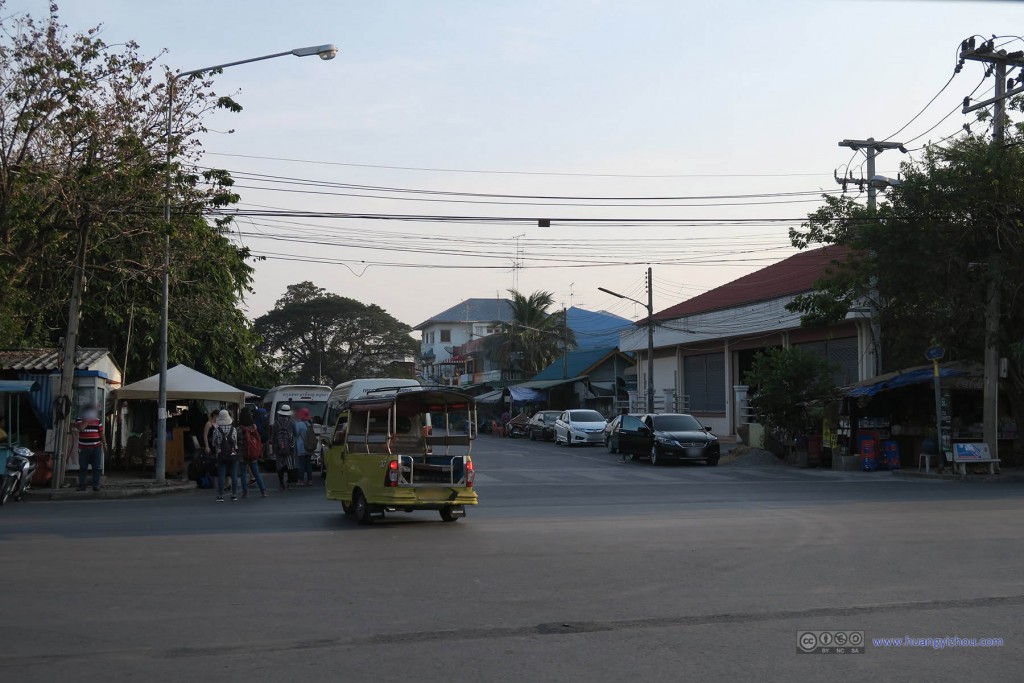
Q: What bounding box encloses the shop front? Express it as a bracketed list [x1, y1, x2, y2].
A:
[827, 362, 1017, 471]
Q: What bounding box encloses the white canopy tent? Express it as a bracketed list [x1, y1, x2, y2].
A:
[116, 365, 251, 404]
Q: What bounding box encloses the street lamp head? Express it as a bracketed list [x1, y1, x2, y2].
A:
[292, 44, 338, 60]
[598, 286, 625, 299]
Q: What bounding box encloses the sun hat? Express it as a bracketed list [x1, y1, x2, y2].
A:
[278, 404, 293, 416]
[216, 409, 233, 426]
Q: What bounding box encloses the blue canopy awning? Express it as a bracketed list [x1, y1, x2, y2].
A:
[0, 380, 39, 393]
[845, 366, 967, 397]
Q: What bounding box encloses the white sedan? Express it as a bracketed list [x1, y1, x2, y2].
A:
[553, 409, 608, 447]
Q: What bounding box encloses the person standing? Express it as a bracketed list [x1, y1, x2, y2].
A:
[237, 407, 267, 498]
[75, 406, 105, 492]
[294, 408, 315, 487]
[272, 404, 296, 491]
[211, 410, 239, 502]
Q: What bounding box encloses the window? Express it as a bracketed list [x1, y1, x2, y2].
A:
[429, 332, 435, 344]
[683, 353, 726, 412]
[440, 329, 451, 343]
[794, 337, 859, 386]
[622, 415, 645, 430]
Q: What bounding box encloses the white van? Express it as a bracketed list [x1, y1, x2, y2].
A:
[262, 384, 332, 460]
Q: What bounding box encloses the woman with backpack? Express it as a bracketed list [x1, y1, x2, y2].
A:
[272, 404, 296, 491]
[294, 408, 316, 487]
[237, 407, 268, 498]
[211, 409, 240, 502]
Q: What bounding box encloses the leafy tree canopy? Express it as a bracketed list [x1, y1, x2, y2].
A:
[254, 282, 419, 386]
[788, 112, 1024, 453]
[483, 289, 575, 375]
[0, 2, 265, 387]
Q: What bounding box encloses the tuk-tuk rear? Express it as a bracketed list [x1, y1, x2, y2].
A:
[324, 387, 477, 524]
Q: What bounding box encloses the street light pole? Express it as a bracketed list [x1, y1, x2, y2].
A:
[156, 43, 337, 483]
[599, 267, 656, 413]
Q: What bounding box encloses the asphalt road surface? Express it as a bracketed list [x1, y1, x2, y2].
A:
[2, 435, 1023, 682]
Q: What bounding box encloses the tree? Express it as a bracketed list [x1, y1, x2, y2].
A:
[0, 3, 264, 385]
[483, 289, 575, 375]
[744, 347, 838, 455]
[254, 282, 418, 386]
[788, 128, 1024, 455]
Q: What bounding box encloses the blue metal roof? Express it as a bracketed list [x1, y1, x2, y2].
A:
[532, 347, 623, 381]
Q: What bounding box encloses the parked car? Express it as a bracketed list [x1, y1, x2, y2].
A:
[603, 413, 646, 458]
[614, 413, 719, 465]
[553, 409, 608, 447]
[606, 411, 720, 464]
[527, 410, 562, 441]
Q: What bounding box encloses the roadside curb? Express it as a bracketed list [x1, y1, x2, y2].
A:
[23, 480, 194, 501]
[891, 469, 1024, 484]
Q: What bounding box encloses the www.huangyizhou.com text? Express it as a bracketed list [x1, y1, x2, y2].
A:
[872, 636, 1005, 649]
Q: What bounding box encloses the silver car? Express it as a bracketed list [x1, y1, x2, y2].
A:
[553, 409, 608, 447]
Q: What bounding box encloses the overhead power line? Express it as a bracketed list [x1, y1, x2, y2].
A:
[203, 152, 837, 179]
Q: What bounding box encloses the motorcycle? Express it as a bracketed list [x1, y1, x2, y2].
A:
[1, 446, 37, 505]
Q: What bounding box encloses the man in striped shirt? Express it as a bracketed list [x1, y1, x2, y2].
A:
[75, 407, 105, 492]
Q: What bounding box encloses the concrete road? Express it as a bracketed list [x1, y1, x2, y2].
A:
[2, 435, 1022, 682]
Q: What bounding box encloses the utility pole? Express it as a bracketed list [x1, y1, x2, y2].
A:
[836, 138, 907, 377]
[646, 267, 654, 413]
[53, 222, 90, 488]
[837, 138, 907, 210]
[960, 37, 1024, 458]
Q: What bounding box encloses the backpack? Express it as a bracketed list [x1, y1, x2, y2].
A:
[241, 425, 262, 462]
[303, 421, 318, 453]
[217, 426, 235, 463]
[275, 421, 293, 456]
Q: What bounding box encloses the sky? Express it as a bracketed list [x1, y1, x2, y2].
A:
[11, 0, 1022, 330]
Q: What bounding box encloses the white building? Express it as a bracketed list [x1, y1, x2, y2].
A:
[414, 298, 513, 384]
[620, 246, 876, 438]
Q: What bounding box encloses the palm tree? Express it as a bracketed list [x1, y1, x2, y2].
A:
[484, 289, 576, 375]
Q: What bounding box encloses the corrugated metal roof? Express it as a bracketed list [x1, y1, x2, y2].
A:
[414, 298, 514, 330]
[652, 245, 852, 321]
[532, 347, 629, 381]
[0, 347, 113, 372]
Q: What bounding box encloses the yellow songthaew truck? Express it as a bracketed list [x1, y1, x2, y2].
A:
[323, 386, 477, 524]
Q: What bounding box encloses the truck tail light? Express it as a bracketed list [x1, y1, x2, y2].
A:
[465, 460, 475, 488]
[385, 459, 399, 487]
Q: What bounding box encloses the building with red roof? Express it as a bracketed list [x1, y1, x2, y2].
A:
[619, 245, 875, 438]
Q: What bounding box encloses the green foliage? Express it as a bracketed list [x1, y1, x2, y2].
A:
[483, 289, 575, 375]
[0, 3, 263, 386]
[254, 282, 418, 386]
[789, 120, 1024, 453]
[745, 347, 837, 448]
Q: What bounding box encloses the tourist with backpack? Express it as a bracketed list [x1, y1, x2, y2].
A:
[211, 410, 239, 502]
[237, 407, 267, 498]
[294, 408, 317, 487]
[272, 404, 296, 491]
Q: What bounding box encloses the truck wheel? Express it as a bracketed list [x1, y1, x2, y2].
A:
[440, 506, 463, 522]
[353, 490, 372, 525]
